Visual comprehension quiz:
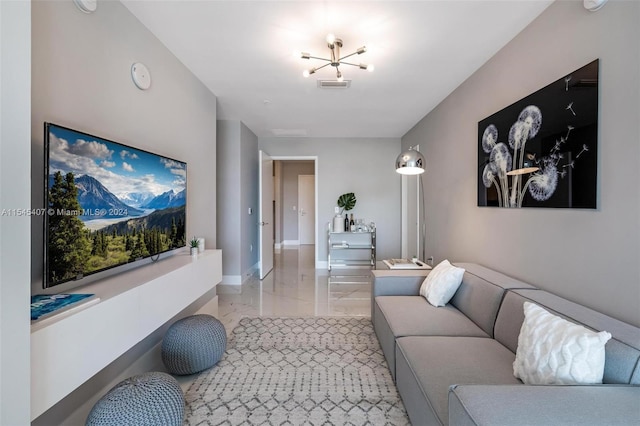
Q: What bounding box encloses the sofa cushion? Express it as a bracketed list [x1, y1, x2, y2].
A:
[374, 296, 488, 380]
[419, 260, 465, 306]
[513, 302, 611, 385]
[495, 289, 640, 384]
[396, 336, 522, 426]
[370, 270, 429, 319]
[449, 263, 535, 337]
[449, 384, 640, 426]
[375, 296, 488, 338]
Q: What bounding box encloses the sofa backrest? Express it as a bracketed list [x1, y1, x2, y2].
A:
[450, 263, 535, 338]
[494, 289, 640, 385]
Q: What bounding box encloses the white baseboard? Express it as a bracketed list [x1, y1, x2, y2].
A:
[282, 240, 299, 246]
[221, 275, 242, 285]
[316, 260, 328, 270]
[219, 264, 257, 295]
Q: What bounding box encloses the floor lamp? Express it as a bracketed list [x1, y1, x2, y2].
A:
[395, 146, 426, 262]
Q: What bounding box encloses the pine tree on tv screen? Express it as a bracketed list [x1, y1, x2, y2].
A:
[44, 123, 187, 287]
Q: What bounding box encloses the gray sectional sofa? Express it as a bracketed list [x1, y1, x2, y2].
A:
[372, 263, 640, 425]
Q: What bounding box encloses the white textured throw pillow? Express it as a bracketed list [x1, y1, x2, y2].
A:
[513, 302, 612, 385]
[419, 259, 465, 307]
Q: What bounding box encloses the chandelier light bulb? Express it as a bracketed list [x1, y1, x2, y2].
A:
[300, 52, 311, 59]
[367, 64, 375, 72]
[302, 70, 310, 78]
[326, 33, 336, 45]
[357, 46, 367, 55]
[336, 71, 344, 82]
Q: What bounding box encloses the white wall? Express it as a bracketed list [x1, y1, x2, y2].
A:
[403, 0, 640, 326]
[0, 2, 31, 423]
[260, 137, 401, 264]
[31, 0, 218, 294]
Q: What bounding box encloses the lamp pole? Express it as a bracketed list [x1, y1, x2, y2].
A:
[395, 145, 426, 262]
[418, 172, 426, 263]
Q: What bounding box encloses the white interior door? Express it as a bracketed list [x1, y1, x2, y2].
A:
[298, 175, 315, 245]
[259, 151, 274, 279]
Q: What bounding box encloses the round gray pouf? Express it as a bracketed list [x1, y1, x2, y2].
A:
[86, 371, 184, 426]
[161, 314, 227, 375]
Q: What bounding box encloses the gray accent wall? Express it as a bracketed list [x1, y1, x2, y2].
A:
[241, 124, 260, 276]
[402, 0, 640, 327]
[0, 2, 31, 424]
[260, 137, 401, 263]
[31, 0, 218, 294]
[217, 120, 259, 282]
[217, 121, 242, 276]
[29, 1, 218, 423]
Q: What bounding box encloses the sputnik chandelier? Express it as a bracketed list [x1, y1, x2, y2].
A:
[298, 34, 374, 81]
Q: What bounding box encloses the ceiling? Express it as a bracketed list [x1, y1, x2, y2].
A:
[121, 1, 553, 139]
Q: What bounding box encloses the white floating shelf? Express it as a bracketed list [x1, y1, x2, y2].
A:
[30, 249, 222, 420]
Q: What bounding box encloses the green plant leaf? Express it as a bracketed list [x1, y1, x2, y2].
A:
[337, 193, 356, 212]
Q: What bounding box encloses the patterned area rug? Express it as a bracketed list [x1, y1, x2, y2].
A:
[184, 317, 409, 425]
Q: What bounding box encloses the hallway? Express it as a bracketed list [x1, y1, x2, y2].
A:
[217, 245, 371, 333]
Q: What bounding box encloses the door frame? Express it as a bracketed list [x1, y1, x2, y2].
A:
[272, 156, 319, 267]
[259, 150, 274, 279]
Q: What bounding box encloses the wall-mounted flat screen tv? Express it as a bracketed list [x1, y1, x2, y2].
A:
[44, 123, 187, 288]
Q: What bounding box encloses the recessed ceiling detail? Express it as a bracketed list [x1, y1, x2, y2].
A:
[270, 129, 308, 137]
[299, 34, 373, 82]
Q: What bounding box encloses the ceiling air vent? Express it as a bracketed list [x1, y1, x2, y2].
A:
[317, 80, 351, 89]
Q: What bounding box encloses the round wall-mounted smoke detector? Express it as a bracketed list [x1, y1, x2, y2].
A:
[131, 63, 151, 90]
[73, 0, 97, 14]
[583, 0, 608, 11]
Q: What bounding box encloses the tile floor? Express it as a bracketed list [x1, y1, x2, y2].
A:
[217, 245, 372, 334]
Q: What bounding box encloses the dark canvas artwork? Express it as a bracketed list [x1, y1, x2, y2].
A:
[478, 59, 598, 208]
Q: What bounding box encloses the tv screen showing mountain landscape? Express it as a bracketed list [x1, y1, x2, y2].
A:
[44, 123, 187, 288]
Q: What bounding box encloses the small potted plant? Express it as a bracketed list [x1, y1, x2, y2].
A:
[337, 192, 357, 231]
[189, 237, 199, 256]
[337, 192, 357, 214]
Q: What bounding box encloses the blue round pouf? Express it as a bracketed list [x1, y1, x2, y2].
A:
[86, 371, 184, 426]
[161, 314, 227, 375]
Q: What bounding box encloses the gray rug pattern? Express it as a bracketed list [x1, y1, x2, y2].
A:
[184, 317, 409, 425]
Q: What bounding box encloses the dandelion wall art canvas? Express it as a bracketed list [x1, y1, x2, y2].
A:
[478, 60, 598, 209]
